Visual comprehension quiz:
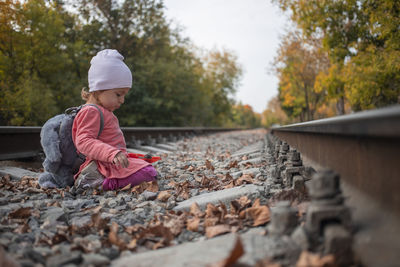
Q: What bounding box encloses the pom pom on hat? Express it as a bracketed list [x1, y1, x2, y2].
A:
[88, 49, 132, 92]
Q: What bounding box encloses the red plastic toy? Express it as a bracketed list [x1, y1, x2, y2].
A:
[127, 153, 161, 163]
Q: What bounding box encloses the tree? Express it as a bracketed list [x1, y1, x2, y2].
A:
[0, 0, 73, 125]
[201, 48, 243, 126]
[0, 0, 246, 127]
[230, 104, 261, 128]
[262, 96, 289, 127]
[273, 31, 329, 121]
[272, 0, 400, 113]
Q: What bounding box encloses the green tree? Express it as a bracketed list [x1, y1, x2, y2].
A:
[273, 31, 329, 121]
[230, 104, 261, 128]
[0, 0, 72, 125]
[272, 0, 400, 113]
[201, 48, 243, 126]
[262, 96, 290, 127]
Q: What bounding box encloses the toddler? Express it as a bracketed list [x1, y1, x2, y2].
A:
[72, 49, 157, 190]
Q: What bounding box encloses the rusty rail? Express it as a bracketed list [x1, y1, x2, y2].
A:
[271, 105, 400, 216]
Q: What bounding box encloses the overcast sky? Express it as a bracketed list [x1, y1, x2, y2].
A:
[162, 0, 290, 113]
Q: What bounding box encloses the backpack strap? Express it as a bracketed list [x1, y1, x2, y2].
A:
[65, 104, 104, 138]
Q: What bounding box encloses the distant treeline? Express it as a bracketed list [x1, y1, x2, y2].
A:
[0, 0, 261, 128]
[263, 0, 400, 126]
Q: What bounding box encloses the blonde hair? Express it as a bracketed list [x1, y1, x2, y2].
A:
[81, 87, 102, 102]
[81, 87, 91, 101]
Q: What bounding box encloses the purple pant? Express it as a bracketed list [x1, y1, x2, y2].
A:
[102, 165, 157, 191]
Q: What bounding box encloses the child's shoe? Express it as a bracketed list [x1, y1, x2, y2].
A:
[74, 161, 104, 190]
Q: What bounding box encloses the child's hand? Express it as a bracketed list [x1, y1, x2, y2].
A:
[113, 152, 129, 168]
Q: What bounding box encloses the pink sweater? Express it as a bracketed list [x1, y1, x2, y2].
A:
[72, 105, 150, 179]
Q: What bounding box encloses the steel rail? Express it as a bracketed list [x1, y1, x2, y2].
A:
[0, 126, 241, 161]
[271, 104, 400, 216]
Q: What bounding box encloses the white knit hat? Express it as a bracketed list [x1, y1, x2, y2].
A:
[88, 49, 132, 92]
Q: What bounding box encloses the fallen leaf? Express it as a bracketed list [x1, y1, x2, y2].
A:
[120, 183, 132, 191]
[205, 203, 219, 218]
[204, 217, 219, 227]
[223, 181, 235, 189]
[209, 235, 244, 267]
[109, 222, 125, 250]
[190, 202, 205, 217]
[205, 224, 231, 238]
[91, 212, 110, 230]
[127, 239, 137, 250]
[187, 166, 195, 171]
[228, 160, 238, 169]
[157, 191, 171, 202]
[9, 207, 31, 219]
[145, 181, 159, 192]
[186, 217, 200, 232]
[206, 160, 215, 171]
[255, 258, 282, 267]
[237, 174, 255, 185]
[14, 222, 30, 234]
[145, 223, 174, 244]
[245, 206, 270, 226]
[125, 224, 144, 235]
[237, 196, 252, 209]
[296, 251, 336, 267]
[163, 217, 184, 236]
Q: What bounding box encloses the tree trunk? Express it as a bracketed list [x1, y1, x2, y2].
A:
[336, 96, 345, 115]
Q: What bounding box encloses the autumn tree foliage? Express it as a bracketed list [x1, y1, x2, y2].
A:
[271, 0, 400, 121]
[0, 0, 257, 127]
[273, 32, 330, 121]
[261, 97, 289, 127]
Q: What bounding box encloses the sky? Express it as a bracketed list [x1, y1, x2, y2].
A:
[162, 0, 290, 113]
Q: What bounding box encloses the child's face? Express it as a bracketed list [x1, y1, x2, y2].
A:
[97, 87, 130, 112]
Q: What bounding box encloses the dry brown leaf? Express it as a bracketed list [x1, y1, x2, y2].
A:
[296, 251, 336, 267]
[190, 202, 205, 217]
[145, 181, 159, 192]
[239, 199, 270, 226]
[209, 235, 244, 267]
[125, 224, 144, 235]
[237, 174, 254, 185]
[131, 180, 159, 194]
[255, 258, 282, 267]
[205, 160, 215, 171]
[205, 224, 231, 238]
[224, 181, 235, 189]
[204, 217, 219, 227]
[157, 191, 171, 202]
[205, 203, 219, 218]
[109, 222, 125, 249]
[14, 222, 30, 234]
[127, 239, 137, 250]
[187, 166, 195, 172]
[186, 217, 200, 232]
[120, 183, 132, 191]
[52, 232, 69, 245]
[9, 207, 31, 219]
[146, 223, 174, 244]
[163, 217, 184, 236]
[228, 160, 238, 169]
[237, 196, 252, 209]
[91, 212, 110, 230]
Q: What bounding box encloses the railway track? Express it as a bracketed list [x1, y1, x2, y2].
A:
[0, 106, 399, 266]
[0, 126, 240, 161]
